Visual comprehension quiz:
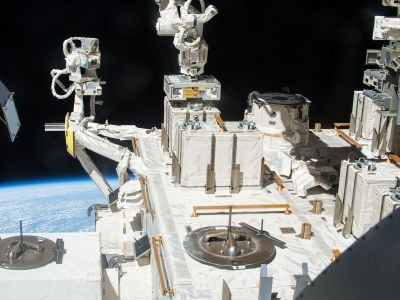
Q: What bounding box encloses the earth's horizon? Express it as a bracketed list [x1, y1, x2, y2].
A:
[0, 177, 118, 234]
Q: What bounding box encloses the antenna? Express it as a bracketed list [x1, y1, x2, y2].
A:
[228, 205, 233, 235]
[19, 220, 23, 245]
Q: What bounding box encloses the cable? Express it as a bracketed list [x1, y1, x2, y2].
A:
[0, 116, 6, 127]
[50, 68, 75, 99]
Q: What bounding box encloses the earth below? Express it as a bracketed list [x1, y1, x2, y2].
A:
[0, 177, 117, 233]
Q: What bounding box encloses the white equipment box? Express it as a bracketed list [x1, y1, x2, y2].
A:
[372, 110, 400, 155]
[337, 159, 399, 237]
[174, 122, 263, 188]
[371, 186, 400, 223]
[164, 99, 220, 155]
[164, 75, 221, 101]
[0, 232, 102, 300]
[350, 91, 381, 140]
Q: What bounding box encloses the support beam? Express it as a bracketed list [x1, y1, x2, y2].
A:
[293, 263, 310, 299]
[258, 264, 273, 300]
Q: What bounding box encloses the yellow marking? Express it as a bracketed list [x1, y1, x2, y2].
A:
[331, 249, 341, 262]
[387, 153, 400, 165]
[184, 87, 200, 98]
[215, 114, 227, 133]
[65, 113, 75, 157]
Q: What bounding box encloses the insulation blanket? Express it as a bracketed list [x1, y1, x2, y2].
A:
[0, 232, 102, 300]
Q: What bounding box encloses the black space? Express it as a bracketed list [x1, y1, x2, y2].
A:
[0, 0, 392, 182]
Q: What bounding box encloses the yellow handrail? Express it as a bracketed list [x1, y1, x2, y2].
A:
[139, 176, 154, 214]
[334, 127, 364, 149]
[151, 237, 175, 297]
[215, 115, 227, 133]
[191, 204, 290, 217]
[271, 171, 284, 191]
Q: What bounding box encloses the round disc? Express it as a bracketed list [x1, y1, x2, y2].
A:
[0, 235, 56, 270]
[183, 226, 276, 270]
[258, 93, 306, 106]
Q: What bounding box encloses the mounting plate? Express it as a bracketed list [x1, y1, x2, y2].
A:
[183, 226, 276, 270]
[0, 235, 57, 270]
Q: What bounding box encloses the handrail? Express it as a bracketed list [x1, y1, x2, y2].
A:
[271, 171, 284, 191]
[333, 122, 351, 128]
[333, 123, 364, 149]
[131, 137, 139, 155]
[151, 237, 175, 297]
[139, 176, 154, 214]
[387, 153, 400, 165]
[191, 203, 290, 217]
[215, 114, 227, 133]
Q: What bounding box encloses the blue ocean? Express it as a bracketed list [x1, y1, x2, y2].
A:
[0, 177, 118, 233]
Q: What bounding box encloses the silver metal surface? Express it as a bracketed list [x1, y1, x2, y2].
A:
[45, 123, 65, 132]
[250, 92, 309, 107]
[183, 225, 276, 270]
[164, 75, 221, 101]
[353, 158, 377, 171]
[363, 69, 388, 91]
[0, 235, 56, 270]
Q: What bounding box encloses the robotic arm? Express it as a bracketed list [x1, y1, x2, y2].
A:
[50, 37, 103, 122]
[50, 37, 150, 203]
[155, 0, 218, 77]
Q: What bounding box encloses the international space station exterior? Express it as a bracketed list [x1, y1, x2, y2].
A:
[1, 0, 400, 299]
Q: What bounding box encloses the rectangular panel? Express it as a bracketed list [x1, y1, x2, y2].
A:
[373, 16, 400, 40]
[2, 96, 21, 142]
[235, 133, 263, 186]
[0, 80, 12, 106]
[164, 75, 221, 101]
[214, 134, 233, 187]
[180, 133, 212, 187]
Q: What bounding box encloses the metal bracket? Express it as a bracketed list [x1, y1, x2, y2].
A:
[342, 209, 354, 239]
[230, 165, 240, 194]
[333, 195, 343, 228]
[55, 238, 65, 264]
[258, 264, 273, 300]
[293, 263, 310, 299]
[206, 164, 216, 194]
[171, 153, 181, 185]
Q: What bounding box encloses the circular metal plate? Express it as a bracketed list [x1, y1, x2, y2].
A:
[183, 226, 276, 270]
[258, 93, 306, 106]
[0, 235, 56, 270]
